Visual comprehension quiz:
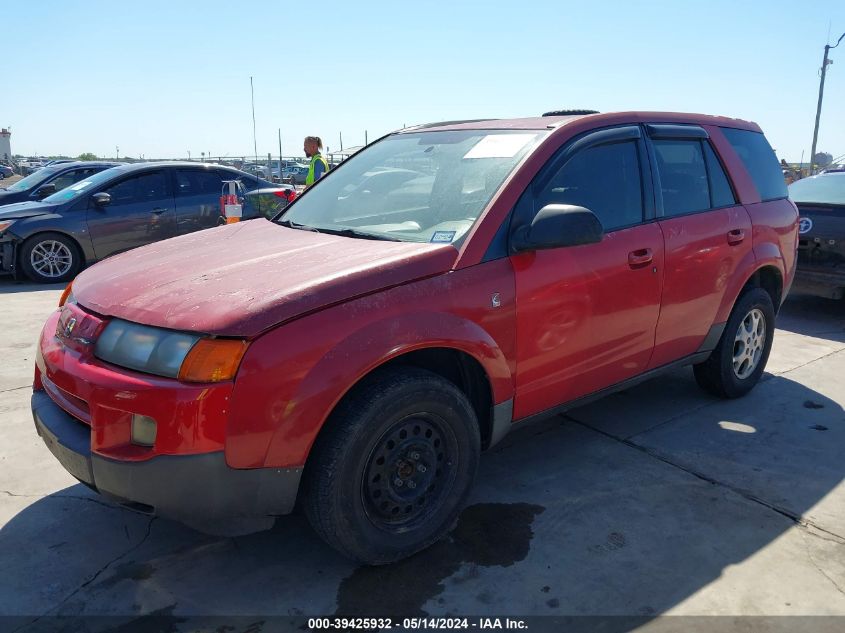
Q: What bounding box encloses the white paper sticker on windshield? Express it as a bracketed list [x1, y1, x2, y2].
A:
[463, 134, 536, 159]
[431, 230, 456, 243]
[69, 180, 93, 191]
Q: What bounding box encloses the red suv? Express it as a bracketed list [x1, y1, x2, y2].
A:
[32, 112, 797, 564]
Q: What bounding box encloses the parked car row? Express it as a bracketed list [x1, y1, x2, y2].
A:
[32, 110, 798, 564]
[0, 162, 295, 283]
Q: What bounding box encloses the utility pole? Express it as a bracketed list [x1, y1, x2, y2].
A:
[810, 31, 845, 174]
[278, 128, 283, 175]
[250, 76, 258, 167]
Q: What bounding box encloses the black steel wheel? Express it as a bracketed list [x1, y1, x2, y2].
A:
[302, 367, 480, 565]
[362, 413, 459, 531]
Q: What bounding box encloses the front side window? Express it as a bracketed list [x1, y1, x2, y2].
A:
[49, 168, 101, 192]
[104, 172, 168, 204]
[278, 130, 544, 244]
[721, 127, 787, 201]
[536, 141, 643, 231]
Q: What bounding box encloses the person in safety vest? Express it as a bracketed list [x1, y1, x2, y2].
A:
[303, 136, 328, 187]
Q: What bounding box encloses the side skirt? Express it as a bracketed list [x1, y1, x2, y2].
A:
[504, 351, 712, 432]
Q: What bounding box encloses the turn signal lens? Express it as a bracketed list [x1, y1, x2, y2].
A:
[58, 282, 74, 307]
[177, 339, 248, 383]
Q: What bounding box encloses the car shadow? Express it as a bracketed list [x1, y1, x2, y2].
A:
[777, 293, 845, 340]
[2, 371, 845, 628]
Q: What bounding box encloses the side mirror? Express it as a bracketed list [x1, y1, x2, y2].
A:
[511, 204, 604, 252]
[91, 192, 111, 207]
[34, 183, 56, 198]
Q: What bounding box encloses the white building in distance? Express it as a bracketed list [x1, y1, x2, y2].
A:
[0, 129, 11, 163]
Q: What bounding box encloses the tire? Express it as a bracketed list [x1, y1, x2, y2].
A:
[302, 367, 481, 565]
[20, 232, 82, 284]
[693, 287, 775, 398]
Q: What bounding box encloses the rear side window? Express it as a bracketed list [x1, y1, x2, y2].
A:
[49, 168, 101, 192]
[703, 142, 736, 207]
[653, 140, 737, 216]
[537, 141, 643, 231]
[653, 140, 710, 216]
[176, 169, 226, 196]
[721, 128, 787, 201]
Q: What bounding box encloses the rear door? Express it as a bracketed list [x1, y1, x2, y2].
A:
[512, 125, 665, 418]
[645, 124, 753, 368]
[174, 168, 229, 233]
[86, 170, 176, 259]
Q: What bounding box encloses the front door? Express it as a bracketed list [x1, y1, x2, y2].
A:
[86, 170, 176, 260]
[512, 126, 664, 419]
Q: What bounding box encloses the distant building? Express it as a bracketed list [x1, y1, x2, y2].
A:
[0, 129, 10, 163]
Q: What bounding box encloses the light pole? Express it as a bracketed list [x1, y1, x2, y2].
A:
[810, 31, 845, 174]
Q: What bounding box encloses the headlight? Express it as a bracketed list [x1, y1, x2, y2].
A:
[94, 319, 248, 382]
[0, 219, 15, 235]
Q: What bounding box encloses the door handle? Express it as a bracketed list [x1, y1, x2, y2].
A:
[628, 248, 653, 268]
[727, 229, 745, 245]
[151, 207, 166, 215]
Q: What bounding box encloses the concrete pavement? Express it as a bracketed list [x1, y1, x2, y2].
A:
[1, 279, 844, 629]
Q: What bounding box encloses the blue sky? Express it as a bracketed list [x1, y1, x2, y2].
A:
[2, 0, 843, 162]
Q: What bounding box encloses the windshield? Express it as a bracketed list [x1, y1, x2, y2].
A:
[277, 129, 544, 244]
[42, 166, 122, 203]
[789, 174, 845, 206]
[4, 166, 61, 192]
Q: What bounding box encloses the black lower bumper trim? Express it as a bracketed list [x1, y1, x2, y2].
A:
[32, 391, 302, 523]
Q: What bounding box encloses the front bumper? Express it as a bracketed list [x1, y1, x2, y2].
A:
[32, 390, 302, 526]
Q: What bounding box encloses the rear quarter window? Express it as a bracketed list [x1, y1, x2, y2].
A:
[720, 128, 787, 201]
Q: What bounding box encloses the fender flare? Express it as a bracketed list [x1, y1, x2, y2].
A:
[261, 311, 514, 468]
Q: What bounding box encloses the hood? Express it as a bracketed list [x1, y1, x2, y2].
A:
[0, 200, 56, 218]
[72, 219, 458, 337]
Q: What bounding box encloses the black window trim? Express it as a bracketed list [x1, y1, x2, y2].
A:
[521, 124, 654, 236]
[644, 132, 740, 220]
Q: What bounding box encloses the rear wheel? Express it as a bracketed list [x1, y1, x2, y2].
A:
[20, 232, 81, 283]
[302, 367, 480, 565]
[694, 287, 775, 398]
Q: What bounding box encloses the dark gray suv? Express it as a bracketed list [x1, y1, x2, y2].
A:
[0, 162, 294, 283]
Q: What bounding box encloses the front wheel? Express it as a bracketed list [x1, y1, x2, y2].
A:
[694, 287, 775, 398]
[302, 367, 481, 565]
[20, 232, 82, 283]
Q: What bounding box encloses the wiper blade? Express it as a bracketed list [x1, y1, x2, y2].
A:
[317, 227, 402, 242]
[278, 219, 320, 232]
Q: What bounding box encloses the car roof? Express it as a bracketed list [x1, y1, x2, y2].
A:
[104, 161, 254, 173]
[403, 111, 762, 133]
[50, 160, 124, 169]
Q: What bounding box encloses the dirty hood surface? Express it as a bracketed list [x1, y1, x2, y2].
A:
[72, 220, 458, 337]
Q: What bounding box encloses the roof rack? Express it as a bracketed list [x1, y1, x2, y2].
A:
[400, 119, 499, 132]
[541, 109, 599, 117]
